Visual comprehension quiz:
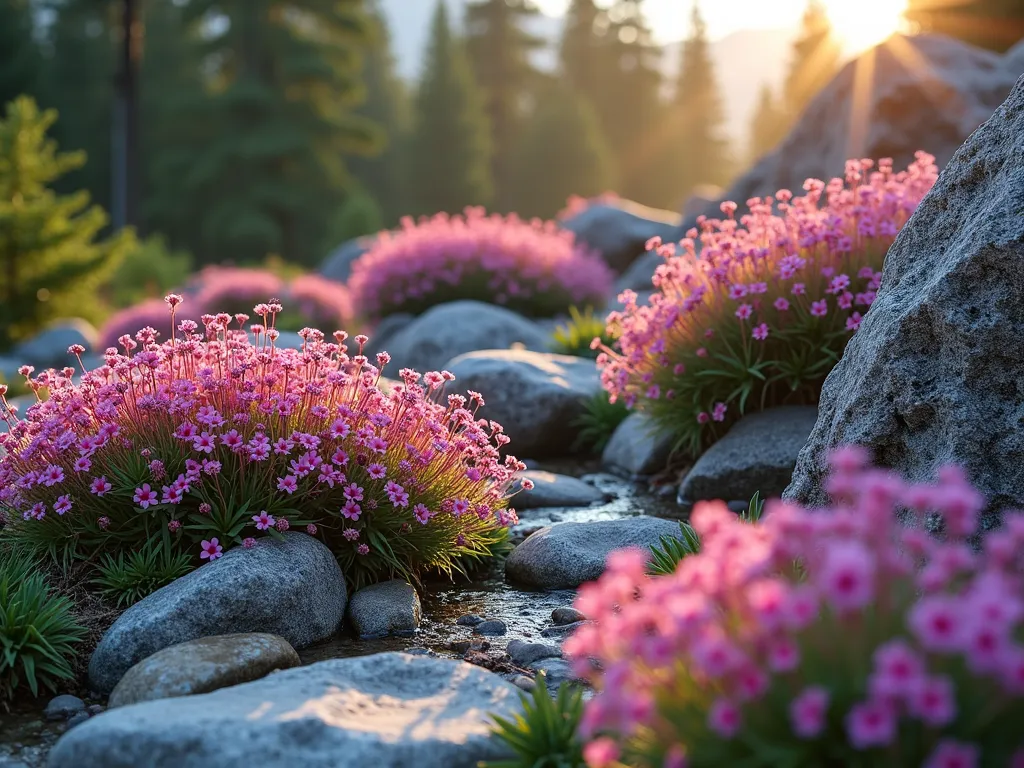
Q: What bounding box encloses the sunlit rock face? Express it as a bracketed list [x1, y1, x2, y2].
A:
[680, 34, 1021, 232]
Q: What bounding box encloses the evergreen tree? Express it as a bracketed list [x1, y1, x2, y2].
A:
[560, 0, 604, 101]
[168, 0, 379, 267]
[784, 0, 841, 121]
[507, 83, 614, 220]
[0, 0, 45, 108]
[906, 0, 1024, 52]
[464, 0, 544, 209]
[346, 0, 413, 227]
[0, 97, 131, 348]
[408, 0, 493, 216]
[669, 3, 731, 205]
[748, 83, 789, 161]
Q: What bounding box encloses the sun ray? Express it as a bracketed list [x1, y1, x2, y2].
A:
[822, 0, 910, 53]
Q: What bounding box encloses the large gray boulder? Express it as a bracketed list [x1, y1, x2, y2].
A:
[602, 412, 675, 477]
[319, 235, 375, 283]
[560, 200, 681, 273]
[12, 319, 96, 368]
[108, 633, 300, 709]
[679, 34, 1019, 233]
[786, 75, 1024, 529]
[678, 407, 818, 507]
[505, 517, 680, 589]
[88, 533, 346, 694]
[346, 580, 421, 638]
[517, 471, 606, 510]
[50, 653, 521, 768]
[446, 350, 602, 458]
[384, 301, 549, 373]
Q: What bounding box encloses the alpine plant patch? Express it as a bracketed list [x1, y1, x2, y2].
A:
[0, 297, 526, 591]
[597, 154, 938, 455]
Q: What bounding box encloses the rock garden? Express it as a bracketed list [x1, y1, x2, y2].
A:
[3, 26, 1024, 768]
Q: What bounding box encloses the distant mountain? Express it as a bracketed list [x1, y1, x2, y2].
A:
[378, 0, 798, 151]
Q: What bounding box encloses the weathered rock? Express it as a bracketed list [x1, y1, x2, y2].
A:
[678, 406, 818, 506]
[473, 619, 507, 637]
[319, 235, 375, 283]
[551, 607, 586, 626]
[540, 621, 593, 640]
[49, 653, 521, 768]
[384, 300, 550, 373]
[365, 313, 415, 358]
[88, 533, 346, 694]
[505, 517, 679, 589]
[506, 640, 562, 667]
[107, 633, 300, 709]
[44, 694, 86, 721]
[528, 657, 581, 686]
[13, 320, 96, 368]
[601, 412, 675, 477]
[346, 580, 421, 638]
[560, 200, 681, 273]
[456, 614, 484, 627]
[446, 350, 602, 458]
[512, 675, 537, 692]
[517, 471, 605, 510]
[614, 250, 662, 293]
[786, 76, 1024, 528]
[678, 34, 1019, 233]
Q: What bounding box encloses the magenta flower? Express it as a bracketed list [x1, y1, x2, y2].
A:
[276, 475, 298, 494]
[53, 495, 72, 515]
[252, 511, 276, 531]
[356, 543, 369, 555]
[789, 687, 828, 738]
[810, 300, 828, 317]
[200, 538, 223, 560]
[90, 476, 112, 496]
[751, 323, 769, 341]
[133, 484, 158, 509]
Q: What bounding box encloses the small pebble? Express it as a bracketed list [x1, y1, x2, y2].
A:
[65, 711, 91, 730]
[456, 614, 484, 627]
[87, 704, 105, 716]
[473, 619, 508, 636]
[512, 675, 537, 692]
[551, 607, 586, 625]
[44, 694, 86, 721]
[448, 638, 490, 654]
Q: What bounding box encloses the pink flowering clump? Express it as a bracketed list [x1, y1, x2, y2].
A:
[565, 447, 1024, 767]
[284, 274, 352, 331]
[597, 154, 939, 455]
[190, 266, 286, 318]
[98, 299, 202, 351]
[557, 191, 622, 221]
[0, 297, 524, 591]
[348, 207, 614, 321]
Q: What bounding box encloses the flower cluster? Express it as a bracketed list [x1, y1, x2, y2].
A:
[348, 207, 614, 321]
[597, 154, 938, 455]
[557, 191, 622, 221]
[1, 297, 523, 590]
[566, 448, 1024, 768]
[189, 266, 286, 319]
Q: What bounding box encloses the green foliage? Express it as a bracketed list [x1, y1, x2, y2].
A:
[648, 491, 765, 576]
[409, 1, 493, 215]
[550, 307, 616, 360]
[0, 0, 43, 108]
[0, 550, 86, 707]
[104, 234, 193, 309]
[571, 390, 630, 453]
[507, 84, 615, 220]
[484, 672, 586, 768]
[0, 96, 133, 348]
[92, 539, 194, 607]
[464, 0, 544, 209]
[331, 191, 385, 245]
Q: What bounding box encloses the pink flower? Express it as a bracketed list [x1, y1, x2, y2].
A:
[90, 476, 112, 496]
[342, 500, 362, 520]
[820, 541, 874, 611]
[367, 463, 387, 480]
[735, 303, 753, 320]
[343, 528, 360, 541]
[790, 686, 829, 738]
[582, 737, 620, 768]
[168, 519, 181, 532]
[869, 640, 924, 700]
[845, 699, 896, 749]
[414, 504, 431, 524]
[712, 402, 727, 422]
[200, 538, 223, 560]
[697, 412, 710, 424]
[41, 464, 65, 487]
[356, 543, 369, 555]
[752, 323, 769, 340]
[773, 297, 790, 311]
[192, 432, 216, 453]
[133, 484, 158, 509]
[276, 517, 290, 532]
[73, 457, 92, 473]
[306, 523, 318, 535]
[53, 495, 72, 515]
[452, 499, 470, 517]
[907, 675, 956, 727]
[810, 300, 828, 317]
[909, 596, 962, 652]
[276, 475, 299, 494]
[846, 312, 863, 331]
[707, 698, 741, 738]
[242, 537, 257, 549]
[923, 740, 979, 768]
[343, 483, 364, 502]
[252, 511, 276, 531]
[97, 516, 110, 529]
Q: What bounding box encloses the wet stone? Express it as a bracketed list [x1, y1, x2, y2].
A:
[44, 695, 86, 722]
[540, 620, 593, 640]
[473, 619, 508, 636]
[551, 607, 586, 626]
[456, 614, 484, 627]
[513, 675, 537, 692]
[506, 640, 562, 667]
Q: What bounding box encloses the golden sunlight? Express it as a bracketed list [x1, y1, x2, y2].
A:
[822, 0, 910, 53]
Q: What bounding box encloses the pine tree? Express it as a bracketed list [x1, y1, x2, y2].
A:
[906, 0, 1024, 52]
[464, 0, 544, 209]
[346, 0, 413, 227]
[0, 97, 131, 348]
[167, 0, 379, 267]
[748, 83, 789, 161]
[669, 3, 731, 205]
[507, 83, 614, 220]
[0, 0, 45, 108]
[560, 0, 604, 100]
[408, 0, 493, 216]
[784, 0, 841, 121]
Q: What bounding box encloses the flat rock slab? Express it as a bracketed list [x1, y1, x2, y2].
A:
[88, 533, 346, 695]
[107, 633, 300, 709]
[601, 411, 675, 477]
[50, 653, 522, 768]
[446, 349, 602, 458]
[346, 580, 421, 638]
[678, 406, 818, 506]
[516, 471, 606, 509]
[505, 517, 679, 589]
